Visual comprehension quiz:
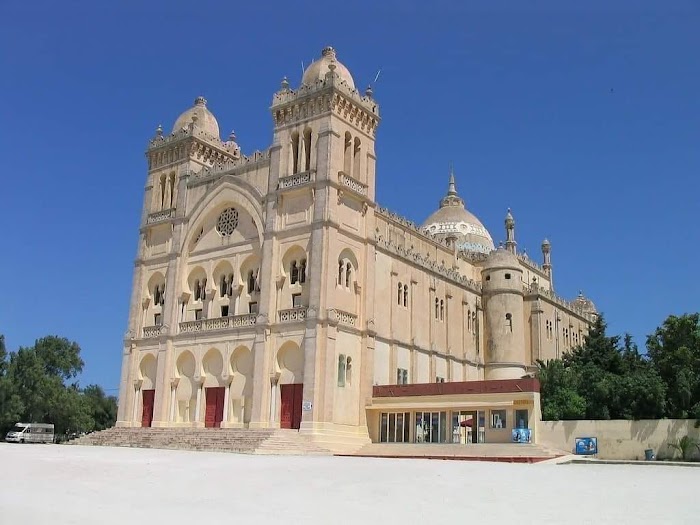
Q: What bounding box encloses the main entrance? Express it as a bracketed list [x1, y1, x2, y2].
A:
[141, 389, 155, 427]
[280, 383, 303, 429]
[205, 387, 225, 428]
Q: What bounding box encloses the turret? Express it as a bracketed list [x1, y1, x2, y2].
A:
[481, 247, 527, 379]
[504, 208, 516, 254]
[541, 238, 553, 289]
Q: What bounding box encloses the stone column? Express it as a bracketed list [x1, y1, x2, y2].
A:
[194, 379, 203, 426]
[132, 379, 142, 427]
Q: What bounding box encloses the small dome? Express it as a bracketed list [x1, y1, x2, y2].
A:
[172, 96, 220, 138]
[422, 171, 495, 254]
[573, 291, 597, 314]
[483, 246, 520, 269]
[301, 47, 355, 89]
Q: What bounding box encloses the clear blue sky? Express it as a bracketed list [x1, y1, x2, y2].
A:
[1, 1, 698, 394]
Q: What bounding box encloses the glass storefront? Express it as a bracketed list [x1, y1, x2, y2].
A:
[379, 407, 529, 445]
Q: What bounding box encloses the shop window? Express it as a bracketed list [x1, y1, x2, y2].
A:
[490, 410, 507, 429]
[515, 409, 529, 429]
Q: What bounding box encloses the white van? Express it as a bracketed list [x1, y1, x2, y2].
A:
[5, 423, 55, 444]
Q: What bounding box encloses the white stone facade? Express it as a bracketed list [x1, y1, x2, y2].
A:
[117, 47, 596, 451]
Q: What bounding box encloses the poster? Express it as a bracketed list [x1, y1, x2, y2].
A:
[511, 428, 532, 443]
[575, 437, 598, 455]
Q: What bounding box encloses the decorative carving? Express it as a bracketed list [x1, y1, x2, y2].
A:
[327, 308, 357, 327]
[147, 208, 176, 224]
[338, 171, 368, 197]
[278, 306, 309, 323]
[179, 314, 257, 333]
[278, 170, 313, 190]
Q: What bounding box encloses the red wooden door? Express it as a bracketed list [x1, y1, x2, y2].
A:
[280, 384, 303, 429]
[141, 389, 155, 427]
[205, 387, 225, 428]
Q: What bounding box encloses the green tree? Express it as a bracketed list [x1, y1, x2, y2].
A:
[539, 316, 666, 420]
[647, 313, 700, 419]
[536, 359, 586, 420]
[2, 336, 96, 436]
[83, 384, 118, 431]
[0, 336, 24, 434]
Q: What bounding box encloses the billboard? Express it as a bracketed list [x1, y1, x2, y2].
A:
[575, 437, 598, 455]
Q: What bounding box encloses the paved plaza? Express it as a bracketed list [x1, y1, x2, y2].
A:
[1, 443, 697, 524]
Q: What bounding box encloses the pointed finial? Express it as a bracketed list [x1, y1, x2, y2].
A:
[447, 163, 457, 196]
[505, 208, 515, 227]
[365, 85, 373, 98]
[228, 130, 236, 142]
[281, 76, 289, 90]
[194, 96, 207, 106]
[156, 124, 163, 137]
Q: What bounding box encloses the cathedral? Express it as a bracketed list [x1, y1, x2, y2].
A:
[116, 46, 597, 451]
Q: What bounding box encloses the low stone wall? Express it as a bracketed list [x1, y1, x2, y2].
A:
[538, 419, 700, 460]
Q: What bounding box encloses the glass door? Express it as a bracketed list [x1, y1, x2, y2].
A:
[380, 412, 411, 443]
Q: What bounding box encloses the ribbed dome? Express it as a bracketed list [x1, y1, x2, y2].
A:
[172, 96, 220, 138]
[422, 172, 495, 254]
[301, 47, 355, 89]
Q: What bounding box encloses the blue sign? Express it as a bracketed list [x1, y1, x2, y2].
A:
[511, 428, 532, 443]
[575, 437, 598, 455]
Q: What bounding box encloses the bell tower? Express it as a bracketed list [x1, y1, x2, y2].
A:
[262, 47, 381, 445]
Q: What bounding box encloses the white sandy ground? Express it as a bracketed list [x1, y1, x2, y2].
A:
[0, 443, 697, 525]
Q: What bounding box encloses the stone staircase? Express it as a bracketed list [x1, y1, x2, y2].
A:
[69, 427, 331, 456]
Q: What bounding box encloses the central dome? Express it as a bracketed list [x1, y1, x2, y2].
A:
[422, 172, 495, 254]
[301, 46, 355, 89]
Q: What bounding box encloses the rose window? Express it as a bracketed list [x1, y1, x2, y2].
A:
[216, 207, 239, 236]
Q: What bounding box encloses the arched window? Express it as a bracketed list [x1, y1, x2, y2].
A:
[159, 173, 166, 209]
[343, 132, 352, 175]
[403, 285, 409, 307]
[440, 300, 445, 321]
[337, 354, 346, 387]
[303, 128, 312, 172]
[467, 309, 472, 332]
[472, 312, 477, 333]
[506, 313, 513, 333]
[168, 173, 176, 208]
[247, 270, 259, 294]
[345, 262, 352, 289]
[299, 259, 307, 284]
[435, 298, 439, 320]
[397, 283, 403, 305]
[153, 283, 165, 306]
[290, 261, 299, 285]
[291, 132, 300, 174]
[219, 275, 227, 297]
[338, 261, 344, 287]
[345, 356, 353, 385]
[353, 137, 361, 179]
